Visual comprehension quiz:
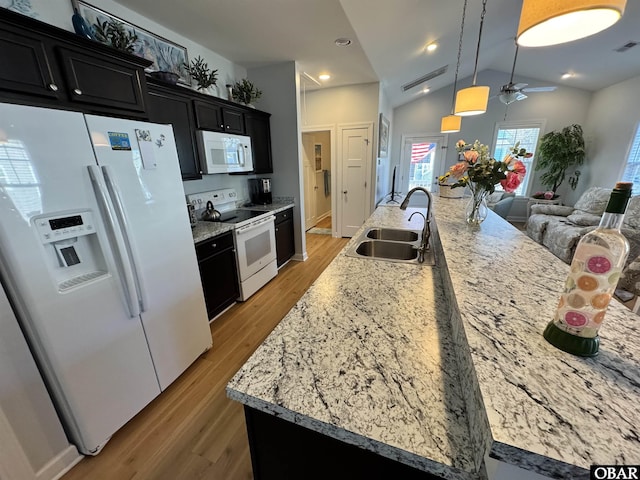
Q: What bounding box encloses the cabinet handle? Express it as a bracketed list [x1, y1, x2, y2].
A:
[73, 88, 83, 95]
[276, 228, 279, 232]
[226, 125, 230, 129]
[211, 243, 217, 248]
[48, 83, 59, 92]
[220, 124, 224, 129]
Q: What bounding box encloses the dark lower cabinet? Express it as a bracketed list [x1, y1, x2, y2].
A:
[275, 208, 295, 268]
[195, 232, 239, 320]
[244, 407, 444, 480]
[147, 84, 201, 180]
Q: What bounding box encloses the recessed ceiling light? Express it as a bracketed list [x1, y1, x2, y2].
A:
[422, 87, 430, 94]
[319, 74, 331, 81]
[561, 72, 573, 79]
[426, 43, 438, 52]
[335, 38, 352, 47]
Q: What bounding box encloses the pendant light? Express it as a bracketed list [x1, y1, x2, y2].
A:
[517, 0, 627, 48]
[441, 0, 468, 133]
[454, 0, 490, 117]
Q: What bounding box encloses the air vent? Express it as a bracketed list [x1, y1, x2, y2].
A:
[402, 65, 448, 92]
[614, 41, 638, 53]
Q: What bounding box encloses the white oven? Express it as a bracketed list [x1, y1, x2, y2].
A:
[234, 215, 277, 300]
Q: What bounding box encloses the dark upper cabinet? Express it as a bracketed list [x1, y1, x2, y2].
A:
[0, 8, 151, 116]
[0, 27, 60, 99]
[147, 84, 201, 180]
[56, 46, 147, 113]
[194, 99, 245, 134]
[245, 111, 273, 174]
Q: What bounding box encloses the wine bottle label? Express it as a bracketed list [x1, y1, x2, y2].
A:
[553, 243, 620, 338]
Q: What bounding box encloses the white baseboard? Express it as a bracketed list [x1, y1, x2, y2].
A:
[42, 445, 82, 480]
[293, 252, 308, 262]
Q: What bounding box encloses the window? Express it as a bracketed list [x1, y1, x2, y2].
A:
[492, 121, 544, 196]
[408, 142, 435, 190]
[621, 123, 640, 193]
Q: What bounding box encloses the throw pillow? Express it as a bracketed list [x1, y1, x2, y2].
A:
[573, 187, 611, 215]
[623, 195, 640, 230]
[486, 192, 504, 206]
[567, 212, 602, 226]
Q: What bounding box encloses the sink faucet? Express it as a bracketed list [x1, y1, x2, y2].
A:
[400, 187, 433, 263]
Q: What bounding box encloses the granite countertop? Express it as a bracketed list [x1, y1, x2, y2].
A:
[191, 202, 295, 244]
[227, 197, 640, 479]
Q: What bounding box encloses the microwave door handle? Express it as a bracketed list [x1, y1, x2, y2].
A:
[87, 165, 141, 318]
[238, 144, 246, 167]
[101, 165, 147, 313]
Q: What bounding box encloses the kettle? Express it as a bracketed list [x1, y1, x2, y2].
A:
[201, 201, 221, 221]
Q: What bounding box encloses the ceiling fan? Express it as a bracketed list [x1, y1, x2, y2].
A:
[494, 43, 557, 105]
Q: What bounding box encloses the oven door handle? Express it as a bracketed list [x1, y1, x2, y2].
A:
[235, 215, 275, 235]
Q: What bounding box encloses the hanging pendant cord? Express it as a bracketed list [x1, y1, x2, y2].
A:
[471, 0, 488, 86]
[450, 0, 468, 114]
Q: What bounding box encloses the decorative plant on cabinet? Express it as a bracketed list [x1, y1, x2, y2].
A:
[183, 56, 218, 93]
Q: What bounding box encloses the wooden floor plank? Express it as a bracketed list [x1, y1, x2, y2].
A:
[61, 232, 349, 480]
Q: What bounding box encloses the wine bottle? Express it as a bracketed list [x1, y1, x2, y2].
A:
[543, 182, 633, 357]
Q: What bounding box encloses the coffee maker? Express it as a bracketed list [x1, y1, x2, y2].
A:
[248, 178, 272, 205]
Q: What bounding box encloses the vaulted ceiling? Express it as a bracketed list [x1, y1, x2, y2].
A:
[119, 0, 640, 108]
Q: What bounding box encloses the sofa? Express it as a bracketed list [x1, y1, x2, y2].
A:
[487, 191, 516, 219]
[527, 187, 640, 264]
[526, 187, 640, 304]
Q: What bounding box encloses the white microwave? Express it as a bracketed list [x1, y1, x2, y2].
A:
[197, 130, 253, 174]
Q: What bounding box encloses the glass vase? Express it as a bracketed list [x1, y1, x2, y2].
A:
[465, 185, 489, 226]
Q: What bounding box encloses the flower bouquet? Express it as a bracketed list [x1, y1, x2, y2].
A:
[438, 139, 531, 225]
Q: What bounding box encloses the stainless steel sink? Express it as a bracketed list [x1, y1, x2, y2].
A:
[365, 228, 419, 242]
[345, 228, 435, 266]
[355, 240, 419, 260]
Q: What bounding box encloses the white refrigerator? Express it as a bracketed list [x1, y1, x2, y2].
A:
[0, 103, 211, 455]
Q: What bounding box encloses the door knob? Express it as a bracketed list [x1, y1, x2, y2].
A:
[343, 190, 348, 194]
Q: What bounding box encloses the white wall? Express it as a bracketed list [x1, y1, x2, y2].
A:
[582, 74, 640, 203]
[247, 62, 306, 259]
[376, 87, 394, 205]
[303, 83, 380, 214]
[392, 70, 592, 217]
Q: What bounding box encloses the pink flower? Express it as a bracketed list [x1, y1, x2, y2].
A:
[450, 162, 468, 178]
[500, 171, 523, 192]
[463, 150, 479, 164]
[525, 153, 533, 158]
[544, 191, 555, 199]
[512, 160, 526, 175]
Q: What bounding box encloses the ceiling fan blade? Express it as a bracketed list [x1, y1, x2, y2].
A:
[522, 86, 557, 92]
[516, 92, 528, 101]
[512, 83, 528, 90]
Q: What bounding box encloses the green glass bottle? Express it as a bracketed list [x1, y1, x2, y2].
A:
[543, 182, 633, 357]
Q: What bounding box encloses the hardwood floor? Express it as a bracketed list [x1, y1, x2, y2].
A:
[315, 215, 331, 229]
[62, 232, 349, 480]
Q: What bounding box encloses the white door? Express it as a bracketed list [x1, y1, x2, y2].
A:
[302, 135, 318, 230]
[85, 115, 211, 391]
[340, 126, 371, 237]
[400, 134, 447, 194]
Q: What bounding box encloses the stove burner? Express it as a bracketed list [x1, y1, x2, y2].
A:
[202, 209, 268, 225]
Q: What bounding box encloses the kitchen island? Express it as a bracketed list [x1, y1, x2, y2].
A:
[227, 197, 640, 479]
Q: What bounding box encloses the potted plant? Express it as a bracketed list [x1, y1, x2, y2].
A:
[183, 56, 218, 92]
[535, 124, 586, 196]
[93, 19, 138, 53]
[231, 78, 262, 106]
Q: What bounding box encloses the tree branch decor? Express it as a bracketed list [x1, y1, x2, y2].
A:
[183, 56, 218, 90]
[231, 78, 262, 105]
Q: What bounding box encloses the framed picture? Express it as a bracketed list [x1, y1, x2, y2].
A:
[314, 143, 323, 172]
[378, 113, 390, 158]
[74, 0, 189, 84]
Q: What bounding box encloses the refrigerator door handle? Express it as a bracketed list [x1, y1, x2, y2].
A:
[101, 165, 147, 313]
[87, 165, 141, 318]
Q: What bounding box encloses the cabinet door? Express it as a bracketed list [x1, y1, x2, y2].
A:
[275, 213, 295, 267]
[245, 112, 273, 174]
[194, 100, 224, 131]
[147, 87, 202, 180]
[197, 236, 239, 320]
[56, 46, 147, 112]
[0, 27, 60, 99]
[221, 107, 245, 134]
